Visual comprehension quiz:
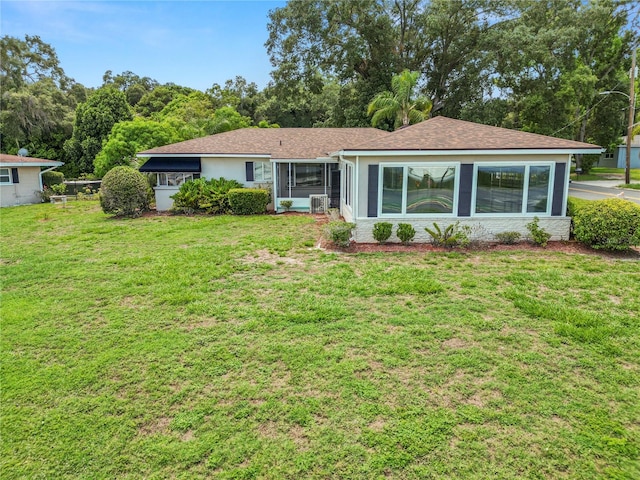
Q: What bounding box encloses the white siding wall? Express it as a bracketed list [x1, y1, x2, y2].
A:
[0, 167, 42, 207]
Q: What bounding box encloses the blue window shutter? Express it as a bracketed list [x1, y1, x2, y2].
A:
[246, 162, 254, 182]
[367, 165, 379, 217]
[551, 163, 566, 216]
[457, 164, 473, 216]
[11, 168, 19, 184]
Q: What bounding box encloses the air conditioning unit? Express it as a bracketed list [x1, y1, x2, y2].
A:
[309, 194, 328, 214]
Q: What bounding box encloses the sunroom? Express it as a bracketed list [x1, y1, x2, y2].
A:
[273, 160, 339, 212]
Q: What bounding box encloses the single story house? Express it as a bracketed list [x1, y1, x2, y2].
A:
[138, 116, 602, 242]
[0, 153, 64, 207]
[604, 135, 640, 169]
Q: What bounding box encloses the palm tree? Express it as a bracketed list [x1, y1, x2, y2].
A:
[367, 70, 432, 130]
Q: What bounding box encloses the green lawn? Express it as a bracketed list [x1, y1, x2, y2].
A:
[2, 202, 639, 479]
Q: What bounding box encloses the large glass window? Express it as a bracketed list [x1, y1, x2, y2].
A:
[294, 164, 323, 186]
[527, 165, 551, 213]
[474, 164, 552, 215]
[254, 161, 272, 182]
[381, 164, 457, 215]
[381, 166, 404, 214]
[475, 166, 525, 213]
[0, 168, 11, 184]
[406, 166, 456, 214]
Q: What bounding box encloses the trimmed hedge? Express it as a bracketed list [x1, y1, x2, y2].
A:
[42, 171, 64, 186]
[572, 198, 640, 251]
[228, 188, 270, 215]
[100, 166, 149, 217]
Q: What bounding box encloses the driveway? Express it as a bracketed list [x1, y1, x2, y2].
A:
[569, 180, 640, 205]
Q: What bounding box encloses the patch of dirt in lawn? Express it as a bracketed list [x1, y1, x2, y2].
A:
[181, 430, 195, 441]
[442, 338, 469, 349]
[138, 416, 171, 436]
[242, 249, 305, 266]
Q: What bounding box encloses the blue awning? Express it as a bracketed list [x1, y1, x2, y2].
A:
[139, 157, 201, 173]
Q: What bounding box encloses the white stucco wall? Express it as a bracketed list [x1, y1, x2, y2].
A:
[0, 167, 42, 207]
[353, 217, 572, 243]
[153, 157, 274, 211]
[154, 186, 180, 211]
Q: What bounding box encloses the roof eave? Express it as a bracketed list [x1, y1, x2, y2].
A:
[338, 148, 604, 156]
[0, 161, 64, 167]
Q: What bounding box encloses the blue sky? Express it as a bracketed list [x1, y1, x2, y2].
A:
[1, 0, 288, 91]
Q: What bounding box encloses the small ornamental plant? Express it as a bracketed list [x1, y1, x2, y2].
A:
[526, 216, 551, 247]
[495, 231, 522, 245]
[280, 200, 293, 212]
[396, 223, 416, 245]
[372, 222, 393, 244]
[325, 221, 355, 247]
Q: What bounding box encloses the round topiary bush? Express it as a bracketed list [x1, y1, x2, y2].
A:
[100, 166, 149, 217]
[572, 198, 640, 251]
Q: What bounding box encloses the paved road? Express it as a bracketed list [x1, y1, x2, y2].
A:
[569, 181, 640, 205]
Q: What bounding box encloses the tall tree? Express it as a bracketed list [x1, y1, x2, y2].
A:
[93, 117, 186, 177]
[368, 69, 432, 129]
[64, 87, 132, 177]
[0, 35, 85, 160]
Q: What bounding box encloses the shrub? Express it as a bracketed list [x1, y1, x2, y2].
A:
[396, 223, 416, 245]
[50, 183, 67, 195]
[526, 216, 551, 247]
[42, 171, 64, 186]
[572, 198, 640, 251]
[372, 222, 393, 244]
[495, 231, 521, 245]
[325, 221, 355, 247]
[171, 177, 242, 214]
[228, 189, 270, 215]
[425, 222, 470, 248]
[100, 166, 149, 217]
[280, 200, 293, 212]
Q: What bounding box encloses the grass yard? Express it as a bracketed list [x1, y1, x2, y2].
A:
[2, 202, 639, 479]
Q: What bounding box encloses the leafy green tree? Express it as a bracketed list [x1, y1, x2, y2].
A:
[64, 87, 132, 177]
[135, 84, 195, 117]
[0, 35, 85, 161]
[207, 76, 264, 122]
[0, 34, 70, 90]
[368, 70, 431, 129]
[94, 118, 186, 177]
[102, 70, 159, 106]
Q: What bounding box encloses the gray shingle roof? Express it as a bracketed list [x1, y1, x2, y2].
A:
[348, 116, 602, 151]
[139, 117, 602, 159]
[140, 128, 390, 159]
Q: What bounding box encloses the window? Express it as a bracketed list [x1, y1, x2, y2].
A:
[0, 168, 11, 184]
[156, 172, 196, 186]
[474, 164, 552, 215]
[254, 161, 272, 182]
[343, 163, 353, 207]
[294, 164, 323, 187]
[380, 164, 458, 216]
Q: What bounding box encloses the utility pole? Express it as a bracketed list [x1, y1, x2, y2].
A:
[626, 48, 636, 185]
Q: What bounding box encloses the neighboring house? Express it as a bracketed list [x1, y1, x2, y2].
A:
[138, 116, 602, 242]
[610, 136, 640, 169]
[0, 154, 63, 207]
